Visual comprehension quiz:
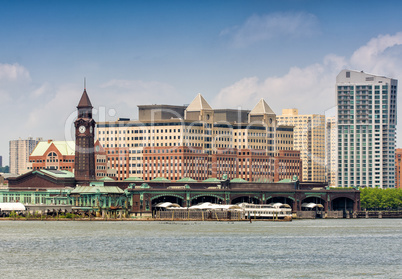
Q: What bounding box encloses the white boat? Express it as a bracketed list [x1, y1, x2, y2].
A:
[237, 202, 292, 219]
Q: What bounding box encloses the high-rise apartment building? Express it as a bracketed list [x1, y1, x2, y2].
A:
[277, 109, 325, 182]
[336, 70, 397, 188]
[326, 116, 337, 187]
[9, 137, 42, 175]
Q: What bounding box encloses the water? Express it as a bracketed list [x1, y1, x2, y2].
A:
[0, 219, 401, 278]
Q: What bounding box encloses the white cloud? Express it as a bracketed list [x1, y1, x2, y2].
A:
[213, 31, 402, 147]
[99, 79, 179, 117]
[350, 32, 402, 77]
[222, 12, 319, 47]
[0, 63, 31, 81]
[213, 55, 346, 114]
[30, 82, 52, 98]
[0, 63, 32, 103]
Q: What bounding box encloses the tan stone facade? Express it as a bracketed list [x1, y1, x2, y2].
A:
[277, 109, 325, 182]
[97, 94, 299, 181]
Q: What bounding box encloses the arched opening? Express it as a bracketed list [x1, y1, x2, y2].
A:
[191, 195, 223, 205]
[331, 197, 354, 213]
[266, 197, 294, 209]
[301, 196, 326, 218]
[151, 195, 184, 212]
[302, 196, 325, 206]
[231, 196, 260, 205]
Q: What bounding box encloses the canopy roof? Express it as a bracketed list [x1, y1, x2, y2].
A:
[151, 177, 171, 182]
[99, 176, 115, 181]
[203, 178, 221, 183]
[188, 202, 241, 210]
[71, 186, 124, 194]
[230, 178, 247, 183]
[38, 169, 75, 179]
[301, 203, 324, 209]
[268, 202, 291, 208]
[155, 202, 181, 208]
[278, 178, 293, 183]
[0, 202, 26, 211]
[176, 177, 197, 182]
[124, 177, 144, 182]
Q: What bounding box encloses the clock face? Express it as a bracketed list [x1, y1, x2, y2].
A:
[79, 125, 86, 134]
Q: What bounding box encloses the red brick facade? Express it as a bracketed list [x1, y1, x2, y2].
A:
[29, 141, 75, 172]
[29, 140, 109, 179]
[396, 149, 402, 189]
[274, 150, 302, 182]
[143, 146, 208, 181]
[142, 146, 301, 182]
[104, 147, 130, 180]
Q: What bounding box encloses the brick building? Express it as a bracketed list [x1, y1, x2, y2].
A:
[28, 139, 111, 179]
[142, 146, 301, 182]
[396, 148, 402, 189]
[97, 94, 299, 181]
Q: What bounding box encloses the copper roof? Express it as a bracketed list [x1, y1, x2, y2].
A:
[77, 89, 93, 108]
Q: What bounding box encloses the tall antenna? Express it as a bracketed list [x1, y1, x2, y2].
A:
[84, 77, 86, 90]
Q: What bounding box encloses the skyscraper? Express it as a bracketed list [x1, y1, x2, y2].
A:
[9, 137, 42, 174]
[336, 70, 397, 188]
[277, 109, 326, 182]
[325, 116, 337, 187]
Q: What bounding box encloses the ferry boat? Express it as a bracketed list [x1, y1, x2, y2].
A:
[237, 203, 292, 219]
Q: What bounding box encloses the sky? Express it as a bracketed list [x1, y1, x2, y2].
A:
[2, 0, 402, 164]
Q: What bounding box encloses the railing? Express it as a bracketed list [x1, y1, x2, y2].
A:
[156, 209, 243, 220]
[296, 211, 316, 219]
[326, 211, 343, 218]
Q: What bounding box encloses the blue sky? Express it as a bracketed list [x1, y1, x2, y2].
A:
[1, 0, 402, 164]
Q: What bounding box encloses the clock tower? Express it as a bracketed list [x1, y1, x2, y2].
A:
[74, 88, 96, 183]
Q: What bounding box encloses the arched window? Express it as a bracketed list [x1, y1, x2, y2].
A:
[47, 152, 58, 163]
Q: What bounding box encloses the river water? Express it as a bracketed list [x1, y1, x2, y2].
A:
[0, 219, 401, 278]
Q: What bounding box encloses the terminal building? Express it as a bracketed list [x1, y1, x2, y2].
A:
[2, 87, 360, 216]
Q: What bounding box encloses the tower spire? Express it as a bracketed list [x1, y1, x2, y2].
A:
[84, 77, 86, 90]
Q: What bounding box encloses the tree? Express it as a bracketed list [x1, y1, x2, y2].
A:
[0, 166, 9, 173]
[360, 187, 402, 210]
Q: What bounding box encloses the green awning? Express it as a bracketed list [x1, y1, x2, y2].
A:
[124, 177, 144, 182]
[230, 178, 247, 183]
[151, 177, 171, 182]
[203, 178, 221, 183]
[176, 177, 197, 182]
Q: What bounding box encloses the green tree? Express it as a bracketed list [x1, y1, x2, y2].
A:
[0, 166, 9, 173]
[360, 187, 402, 210]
